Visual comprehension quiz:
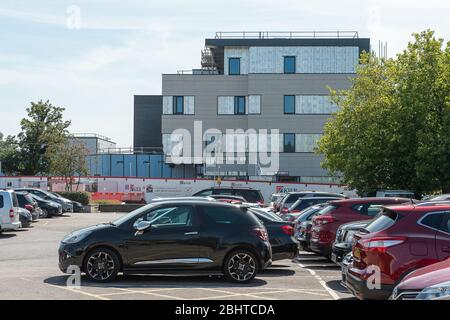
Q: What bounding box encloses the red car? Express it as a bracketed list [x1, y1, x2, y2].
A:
[309, 198, 410, 258]
[391, 258, 450, 300]
[346, 203, 450, 300]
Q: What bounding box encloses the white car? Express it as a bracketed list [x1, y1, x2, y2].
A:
[0, 190, 22, 233]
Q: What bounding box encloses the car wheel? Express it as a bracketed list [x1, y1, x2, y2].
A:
[223, 249, 258, 283]
[83, 248, 120, 283]
[40, 209, 49, 218]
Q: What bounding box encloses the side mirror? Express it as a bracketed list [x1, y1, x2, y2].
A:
[135, 221, 151, 233]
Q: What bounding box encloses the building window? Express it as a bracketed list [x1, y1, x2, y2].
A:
[284, 95, 295, 114]
[173, 96, 184, 114]
[296, 134, 322, 153]
[283, 133, 296, 153]
[284, 56, 296, 74]
[229, 58, 241, 75]
[234, 96, 246, 115]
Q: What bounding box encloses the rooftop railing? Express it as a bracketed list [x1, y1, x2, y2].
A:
[71, 133, 113, 142]
[214, 31, 359, 39]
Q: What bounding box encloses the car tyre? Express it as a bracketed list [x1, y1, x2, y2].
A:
[40, 209, 49, 218]
[83, 248, 120, 283]
[223, 249, 258, 283]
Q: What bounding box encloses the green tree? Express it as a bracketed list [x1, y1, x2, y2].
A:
[46, 139, 89, 191]
[17, 100, 71, 175]
[317, 30, 450, 195]
[0, 133, 22, 175]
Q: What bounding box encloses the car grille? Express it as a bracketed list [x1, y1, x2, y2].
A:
[392, 289, 421, 300]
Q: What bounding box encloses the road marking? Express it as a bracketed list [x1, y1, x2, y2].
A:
[46, 284, 111, 300]
[296, 262, 340, 300]
[199, 287, 276, 300]
[114, 287, 185, 300]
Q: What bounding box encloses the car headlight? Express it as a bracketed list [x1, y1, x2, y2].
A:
[62, 231, 92, 244]
[416, 281, 450, 300]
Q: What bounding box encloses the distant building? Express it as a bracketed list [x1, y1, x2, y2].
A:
[71, 133, 117, 154]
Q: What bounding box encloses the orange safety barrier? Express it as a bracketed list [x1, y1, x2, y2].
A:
[91, 192, 145, 202]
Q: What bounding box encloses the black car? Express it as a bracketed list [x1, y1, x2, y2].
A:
[49, 192, 84, 213]
[248, 208, 298, 261]
[29, 194, 62, 217]
[59, 201, 272, 283]
[331, 220, 371, 265]
[278, 192, 348, 214]
[193, 187, 264, 204]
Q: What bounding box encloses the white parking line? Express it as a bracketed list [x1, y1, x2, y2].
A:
[296, 262, 340, 300]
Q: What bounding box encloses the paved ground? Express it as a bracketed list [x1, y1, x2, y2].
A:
[0, 213, 353, 300]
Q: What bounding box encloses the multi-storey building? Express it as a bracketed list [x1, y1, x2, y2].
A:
[136, 31, 370, 182]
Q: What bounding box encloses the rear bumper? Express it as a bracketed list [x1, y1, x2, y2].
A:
[272, 241, 298, 261]
[310, 240, 332, 257]
[345, 269, 393, 300]
[0, 221, 22, 231]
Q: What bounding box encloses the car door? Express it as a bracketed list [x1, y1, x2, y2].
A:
[435, 212, 450, 260]
[124, 205, 202, 270]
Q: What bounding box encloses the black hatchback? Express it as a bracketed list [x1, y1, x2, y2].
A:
[59, 201, 272, 283]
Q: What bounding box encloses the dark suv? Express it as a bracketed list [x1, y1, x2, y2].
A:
[59, 201, 272, 283]
[278, 192, 348, 214]
[193, 187, 264, 204]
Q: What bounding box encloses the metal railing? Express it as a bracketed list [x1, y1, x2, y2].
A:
[71, 133, 113, 142]
[214, 31, 359, 39]
[97, 147, 163, 154]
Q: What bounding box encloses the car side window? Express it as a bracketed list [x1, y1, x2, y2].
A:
[352, 204, 382, 216]
[421, 212, 450, 234]
[215, 189, 233, 195]
[133, 206, 193, 228]
[0, 195, 3, 208]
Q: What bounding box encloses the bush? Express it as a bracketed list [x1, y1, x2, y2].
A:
[56, 192, 90, 205]
[90, 200, 123, 205]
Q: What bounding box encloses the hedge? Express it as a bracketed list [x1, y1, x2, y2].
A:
[56, 192, 90, 206]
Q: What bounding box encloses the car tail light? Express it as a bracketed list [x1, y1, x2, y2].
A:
[281, 225, 294, 236]
[253, 227, 269, 241]
[280, 207, 289, 214]
[25, 204, 33, 211]
[359, 236, 406, 253]
[314, 215, 335, 225]
[9, 209, 15, 218]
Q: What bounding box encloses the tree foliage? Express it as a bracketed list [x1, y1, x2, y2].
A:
[46, 139, 90, 191]
[317, 30, 450, 195]
[0, 133, 22, 175]
[17, 100, 71, 175]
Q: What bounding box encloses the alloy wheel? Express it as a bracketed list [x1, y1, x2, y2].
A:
[227, 253, 256, 282]
[86, 251, 116, 281]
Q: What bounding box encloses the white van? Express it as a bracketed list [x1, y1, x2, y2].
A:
[0, 190, 21, 233]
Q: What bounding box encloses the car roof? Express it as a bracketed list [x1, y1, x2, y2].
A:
[287, 191, 343, 195]
[328, 197, 412, 205]
[152, 196, 214, 202]
[381, 203, 450, 212]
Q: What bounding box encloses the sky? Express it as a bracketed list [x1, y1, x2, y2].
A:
[0, 0, 449, 147]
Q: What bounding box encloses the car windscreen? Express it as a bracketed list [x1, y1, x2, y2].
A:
[364, 209, 398, 233]
[249, 208, 283, 222]
[112, 203, 158, 226]
[284, 194, 303, 206]
[200, 205, 261, 226]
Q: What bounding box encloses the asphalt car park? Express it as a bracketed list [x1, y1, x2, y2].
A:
[0, 212, 352, 300]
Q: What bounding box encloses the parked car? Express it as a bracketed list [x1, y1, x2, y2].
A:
[278, 192, 348, 214]
[283, 197, 343, 221]
[341, 252, 353, 289]
[49, 192, 84, 213]
[390, 258, 450, 300]
[193, 187, 264, 204]
[59, 201, 272, 283]
[375, 189, 415, 199]
[249, 208, 298, 261]
[270, 193, 286, 209]
[293, 203, 329, 238]
[15, 188, 73, 213]
[16, 192, 41, 221]
[0, 190, 21, 232]
[309, 197, 410, 258]
[297, 220, 315, 252]
[346, 203, 450, 300]
[29, 194, 62, 218]
[18, 207, 32, 228]
[426, 194, 450, 201]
